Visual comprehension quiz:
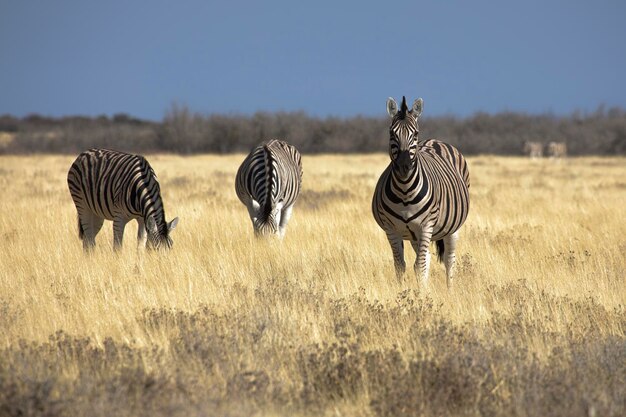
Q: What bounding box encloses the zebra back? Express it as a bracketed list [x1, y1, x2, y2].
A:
[419, 139, 470, 189]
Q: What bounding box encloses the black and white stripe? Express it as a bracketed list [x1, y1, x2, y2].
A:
[523, 141, 544, 158]
[235, 139, 302, 238]
[547, 141, 567, 159]
[372, 97, 470, 287]
[67, 148, 178, 251]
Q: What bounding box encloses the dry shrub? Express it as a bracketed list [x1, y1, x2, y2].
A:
[3, 105, 626, 154]
[1, 285, 624, 416]
[0, 154, 625, 416]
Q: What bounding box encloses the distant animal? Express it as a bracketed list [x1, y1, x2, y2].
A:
[235, 139, 302, 238]
[547, 141, 567, 159]
[523, 141, 544, 158]
[372, 97, 470, 288]
[67, 149, 179, 251]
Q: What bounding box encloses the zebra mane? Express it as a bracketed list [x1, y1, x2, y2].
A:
[398, 96, 409, 119]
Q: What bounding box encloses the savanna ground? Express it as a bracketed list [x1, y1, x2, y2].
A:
[0, 154, 624, 417]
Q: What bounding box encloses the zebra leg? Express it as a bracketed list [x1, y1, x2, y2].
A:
[410, 240, 431, 285]
[112, 217, 129, 250]
[386, 232, 406, 279]
[413, 230, 433, 285]
[79, 212, 104, 252]
[443, 231, 459, 289]
[278, 205, 293, 239]
[410, 240, 421, 276]
[137, 218, 147, 249]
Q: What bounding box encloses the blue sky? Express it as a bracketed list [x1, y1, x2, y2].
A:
[1, 0, 625, 120]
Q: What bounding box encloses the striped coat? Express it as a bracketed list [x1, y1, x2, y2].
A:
[67, 148, 178, 251]
[235, 139, 302, 238]
[523, 141, 544, 158]
[547, 141, 567, 159]
[372, 97, 470, 287]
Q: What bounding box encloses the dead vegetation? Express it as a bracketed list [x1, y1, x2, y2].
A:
[0, 154, 624, 416]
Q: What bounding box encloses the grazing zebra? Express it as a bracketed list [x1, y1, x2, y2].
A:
[67, 148, 179, 251]
[372, 97, 470, 288]
[523, 141, 544, 158]
[235, 139, 302, 238]
[547, 141, 567, 159]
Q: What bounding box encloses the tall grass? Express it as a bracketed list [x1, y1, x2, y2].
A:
[0, 154, 624, 416]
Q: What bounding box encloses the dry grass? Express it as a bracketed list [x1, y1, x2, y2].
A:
[0, 154, 624, 416]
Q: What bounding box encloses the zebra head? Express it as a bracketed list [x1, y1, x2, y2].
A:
[145, 216, 179, 250]
[249, 199, 283, 238]
[386, 96, 423, 179]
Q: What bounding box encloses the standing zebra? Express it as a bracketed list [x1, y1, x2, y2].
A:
[547, 141, 567, 159]
[67, 148, 179, 251]
[523, 141, 544, 158]
[372, 97, 470, 288]
[235, 139, 302, 238]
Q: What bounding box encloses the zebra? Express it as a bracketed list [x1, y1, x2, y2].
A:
[372, 97, 470, 288]
[67, 148, 179, 251]
[235, 139, 302, 238]
[547, 141, 567, 159]
[523, 141, 544, 158]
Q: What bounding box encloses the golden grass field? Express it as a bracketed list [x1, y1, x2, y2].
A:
[0, 154, 624, 416]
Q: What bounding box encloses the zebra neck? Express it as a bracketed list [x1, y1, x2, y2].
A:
[391, 164, 419, 188]
[142, 203, 168, 236]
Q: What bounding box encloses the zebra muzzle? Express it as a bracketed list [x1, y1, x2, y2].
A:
[394, 152, 413, 177]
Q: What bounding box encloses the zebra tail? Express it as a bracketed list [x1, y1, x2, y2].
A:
[435, 239, 445, 263]
[78, 216, 84, 240]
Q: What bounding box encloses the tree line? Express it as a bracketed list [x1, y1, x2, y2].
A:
[1, 104, 625, 155]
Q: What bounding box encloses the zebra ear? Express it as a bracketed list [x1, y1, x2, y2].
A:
[251, 199, 261, 213]
[146, 216, 158, 234]
[275, 200, 284, 211]
[386, 97, 398, 117]
[168, 217, 179, 232]
[412, 98, 423, 118]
